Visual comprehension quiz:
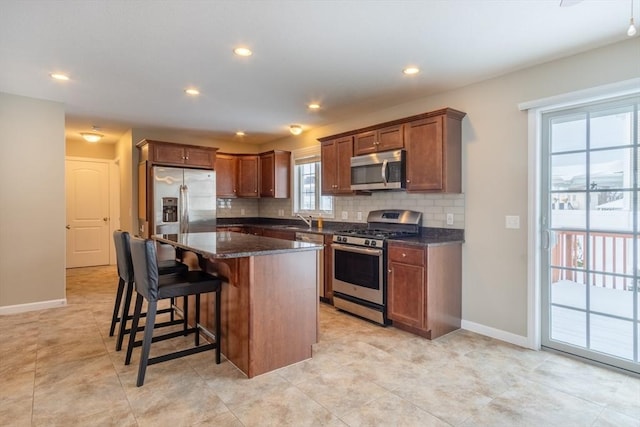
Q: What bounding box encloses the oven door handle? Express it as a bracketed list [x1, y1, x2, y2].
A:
[333, 243, 383, 256]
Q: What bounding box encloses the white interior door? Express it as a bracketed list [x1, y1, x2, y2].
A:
[66, 159, 110, 268]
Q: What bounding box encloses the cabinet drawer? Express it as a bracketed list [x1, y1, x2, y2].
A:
[388, 245, 425, 265]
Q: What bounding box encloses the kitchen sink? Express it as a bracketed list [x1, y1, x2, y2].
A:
[273, 225, 304, 230]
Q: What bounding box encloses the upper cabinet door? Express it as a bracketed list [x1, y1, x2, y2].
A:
[354, 124, 404, 155]
[237, 155, 259, 197]
[321, 136, 354, 195]
[138, 140, 216, 170]
[259, 151, 290, 198]
[184, 146, 216, 168]
[216, 154, 238, 197]
[153, 143, 187, 165]
[405, 116, 444, 191]
[405, 111, 463, 193]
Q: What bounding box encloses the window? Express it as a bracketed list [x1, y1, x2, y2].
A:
[292, 146, 333, 217]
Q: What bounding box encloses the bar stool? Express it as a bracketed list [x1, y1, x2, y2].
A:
[125, 236, 222, 387]
[110, 230, 189, 351]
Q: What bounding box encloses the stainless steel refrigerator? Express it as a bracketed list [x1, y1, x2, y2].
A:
[152, 166, 216, 235]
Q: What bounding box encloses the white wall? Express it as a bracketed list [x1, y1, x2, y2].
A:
[0, 92, 66, 310]
[261, 38, 640, 340]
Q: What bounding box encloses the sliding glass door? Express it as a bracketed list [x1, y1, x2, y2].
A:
[541, 95, 639, 373]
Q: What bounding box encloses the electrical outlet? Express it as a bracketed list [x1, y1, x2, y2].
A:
[278, 209, 284, 217]
[357, 211, 363, 221]
[505, 215, 520, 229]
[240, 208, 245, 216]
[341, 211, 348, 220]
[446, 213, 454, 225]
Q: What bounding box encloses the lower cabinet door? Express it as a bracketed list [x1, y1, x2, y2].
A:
[387, 261, 427, 330]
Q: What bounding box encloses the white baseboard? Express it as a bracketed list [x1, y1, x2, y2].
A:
[461, 319, 532, 349]
[0, 299, 67, 315]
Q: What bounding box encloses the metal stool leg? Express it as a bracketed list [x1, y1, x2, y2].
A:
[109, 278, 125, 336]
[125, 294, 144, 366]
[116, 280, 134, 351]
[136, 300, 157, 387]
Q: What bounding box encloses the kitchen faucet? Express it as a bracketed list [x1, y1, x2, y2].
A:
[297, 213, 313, 228]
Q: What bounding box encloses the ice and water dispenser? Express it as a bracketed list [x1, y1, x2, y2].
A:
[162, 197, 178, 222]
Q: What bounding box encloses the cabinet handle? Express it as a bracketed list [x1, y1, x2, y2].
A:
[406, 179, 411, 183]
[185, 157, 189, 160]
[388, 269, 392, 273]
[402, 253, 406, 257]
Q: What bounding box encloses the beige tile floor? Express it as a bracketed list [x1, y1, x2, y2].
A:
[1, 265, 639, 426]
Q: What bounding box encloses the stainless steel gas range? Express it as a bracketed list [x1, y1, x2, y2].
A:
[332, 209, 422, 325]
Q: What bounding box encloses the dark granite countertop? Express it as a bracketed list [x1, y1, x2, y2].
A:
[390, 227, 464, 246]
[216, 217, 464, 246]
[153, 231, 322, 259]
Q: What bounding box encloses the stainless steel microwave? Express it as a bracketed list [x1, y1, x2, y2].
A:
[350, 149, 406, 191]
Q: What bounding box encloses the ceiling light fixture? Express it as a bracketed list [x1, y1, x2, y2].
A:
[289, 124, 303, 136]
[81, 132, 103, 143]
[403, 67, 420, 75]
[308, 103, 321, 110]
[50, 73, 69, 81]
[185, 88, 200, 96]
[628, 0, 637, 36]
[81, 126, 103, 143]
[236, 131, 246, 137]
[233, 47, 252, 57]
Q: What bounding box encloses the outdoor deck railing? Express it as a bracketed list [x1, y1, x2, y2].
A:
[551, 230, 636, 291]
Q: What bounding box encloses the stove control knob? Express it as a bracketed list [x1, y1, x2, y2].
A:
[370, 241, 377, 247]
[364, 240, 370, 246]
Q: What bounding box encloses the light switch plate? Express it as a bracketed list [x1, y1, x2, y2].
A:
[241, 208, 245, 216]
[357, 211, 363, 221]
[341, 211, 348, 220]
[505, 215, 520, 229]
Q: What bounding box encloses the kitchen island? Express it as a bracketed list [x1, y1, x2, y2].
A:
[154, 231, 322, 378]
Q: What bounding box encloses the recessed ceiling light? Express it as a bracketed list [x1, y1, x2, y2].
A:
[233, 47, 252, 57]
[50, 73, 69, 81]
[403, 67, 420, 75]
[185, 88, 200, 96]
[236, 131, 246, 137]
[308, 103, 321, 110]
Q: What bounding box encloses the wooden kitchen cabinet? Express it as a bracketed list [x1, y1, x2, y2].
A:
[216, 226, 244, 233]
[323, 234, 333, 303]
[404, 109, 465, 193]
[259, 150, 291, 198]
[320, 136, 354, 195]
[354, 124, 404, 155]
[215, 153, 238, 197]
[387, 242, 462, 339]
[137, 139, 216, 169]
[237, 155, 259, 198]
[261, 228, 295, 241]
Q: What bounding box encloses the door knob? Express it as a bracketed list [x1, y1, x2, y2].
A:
[103, 217, 109, 222]
[65, 225, 70, 230]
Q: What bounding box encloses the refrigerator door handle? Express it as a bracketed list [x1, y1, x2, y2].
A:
[180, 184, 190, 233]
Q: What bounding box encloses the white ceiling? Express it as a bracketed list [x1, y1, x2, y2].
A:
[1, 0, 637, 145]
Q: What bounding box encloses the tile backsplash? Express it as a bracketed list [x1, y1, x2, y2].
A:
[218, 192, 465, 229]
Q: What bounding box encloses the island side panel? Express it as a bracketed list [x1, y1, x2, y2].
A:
[249, 250, 318, 377]
[427, 243, 462, 339]
[205, 258, 250, 376]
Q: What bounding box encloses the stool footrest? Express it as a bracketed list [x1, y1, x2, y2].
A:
[132, 327, 199, 347]
[147, 343, 216, 366]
